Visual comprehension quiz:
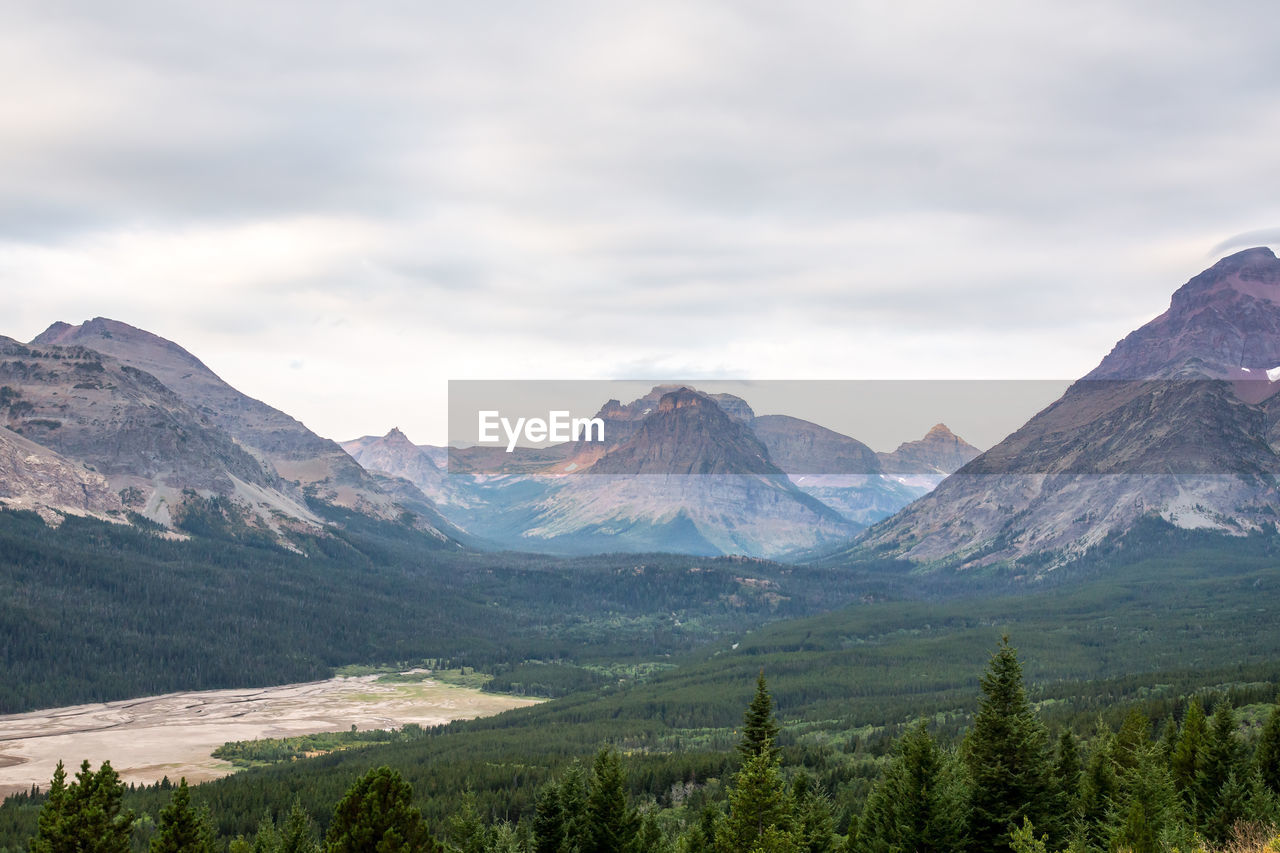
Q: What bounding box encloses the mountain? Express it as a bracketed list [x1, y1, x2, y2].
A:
[508, 388, 858, 557]
[748, 414, 932, 525]
[0, 334, 296, 529]
[877, 423, 981, 476]
[343, 427, 454, 505]
[344, 387, 980, 557]
[588, 387, 777, 476]
[852, 247, 1280, 571]
[5, 319, 458, 544]
[750, 415, 881, 475]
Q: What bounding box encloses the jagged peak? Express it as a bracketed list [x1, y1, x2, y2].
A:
[381, 426, 416, 446]
[656, 386, 714, 413]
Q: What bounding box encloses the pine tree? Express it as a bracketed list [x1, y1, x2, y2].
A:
[1008, 818, 1049, 853]
[557, 762, 590, 852]
[1255, 701, 1280, 795]
[1171, 698, 1207, 803]
[324, 766, 442, 853]
[963, 637, 1055, 853]
[30, 761, 69, 853]
[1107, 745, 1182, 853]
[30, 760, 136, 853]
[1243, 768, 1280, 827]
[445, 795, 488, 853]
[716, 749, 796, 853]
[1203, 770, 1249, 844]
[740, 671, 781, 761]
[1052, 730, 1082, 823]
[583, 749, 636, 853]
[1076, 728, 1119, 852]
[532, 781, 565, 853]
[856, 720, 965, 853]
[150, 779, 213, 853]
[251, 814, 281, 853]
[1113, 709, 1151, 774]
[791, 772, 836, 853]
[1197, 702, 1245, 836]
[485, 822, 524, 853]
[1157, 716, 1180, 765]
[278, 799, 318, 853]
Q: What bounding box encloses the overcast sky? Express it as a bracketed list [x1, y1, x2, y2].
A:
[4, 1, 1279, 445]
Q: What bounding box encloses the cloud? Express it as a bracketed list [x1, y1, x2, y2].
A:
[4, 1, 1280, 442]
[1210, 228, 1280, 256]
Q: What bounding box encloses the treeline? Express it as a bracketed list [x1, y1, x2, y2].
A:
[211, 725, 429, 768]
[10, 641, 1280, 852]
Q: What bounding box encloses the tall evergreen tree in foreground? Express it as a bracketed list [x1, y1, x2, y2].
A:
[1257, 700, 1280, 796]
[583, 749, 636, 853]
[29, 760, 135, 853]
[324, 766, 441, 853]
[1170, 697, 1207, 814]
[150, 778, 214, 853]
[963, 636, 1054, 853]
[717, 674, 799, 853]
[716, 749, 796, 853]
[855, 719, 966, 853]
[531, 782, 565, 853]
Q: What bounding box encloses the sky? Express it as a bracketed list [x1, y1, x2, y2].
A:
[4, 0, 1280, 446]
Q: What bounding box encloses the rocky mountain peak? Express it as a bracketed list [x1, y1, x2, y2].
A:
[656, 387, 708, 413]
[876, 423, 980, 476]
[1168, 246, 1280, 312]
[382, 427, 414, 447]
[588, 387, 781, 476]
[34, 317, 207, 371]
[1089, 246, 1280, 381]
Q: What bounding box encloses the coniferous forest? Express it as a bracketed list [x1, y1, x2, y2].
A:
[6, 503, 1280, 851]
[7, 642, 1280, 852]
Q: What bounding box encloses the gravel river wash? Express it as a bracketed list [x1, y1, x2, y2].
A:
[0, 675, 540, 797]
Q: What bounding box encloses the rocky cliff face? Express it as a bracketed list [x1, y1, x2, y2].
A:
[0, 335, 286, 526]
[0, 426, 122, 524]
[854, 247, 1280, 571]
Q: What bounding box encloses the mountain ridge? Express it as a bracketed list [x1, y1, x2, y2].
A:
[848, 247, 1280, 571]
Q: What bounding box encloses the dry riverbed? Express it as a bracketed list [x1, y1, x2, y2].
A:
[0, 676, 539, 798]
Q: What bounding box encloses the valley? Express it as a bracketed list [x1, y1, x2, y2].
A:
[7, 249, 1280, 850]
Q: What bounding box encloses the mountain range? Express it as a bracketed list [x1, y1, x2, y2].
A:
[0, 320, 976, 558]
[5, 247, 1278, 568]
[344, 385, 978, 557]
